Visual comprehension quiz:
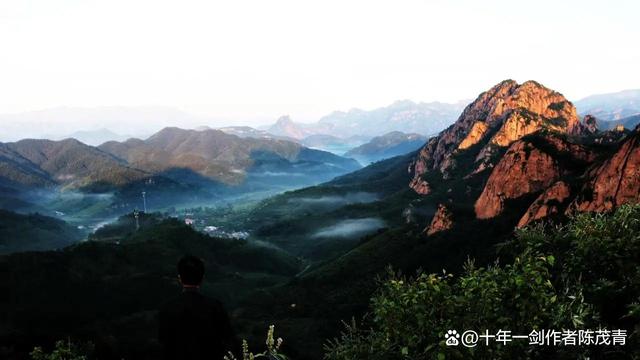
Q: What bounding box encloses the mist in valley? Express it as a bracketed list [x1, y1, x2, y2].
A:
[290, 192, 379, 206]
[311, 217, 386, 239]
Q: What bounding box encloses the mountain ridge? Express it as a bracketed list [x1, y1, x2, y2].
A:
[345, 131, 427, 164]
[265, 100, 465, 140]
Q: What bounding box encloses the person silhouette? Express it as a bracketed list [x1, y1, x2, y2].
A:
[158, 255, 239, 360]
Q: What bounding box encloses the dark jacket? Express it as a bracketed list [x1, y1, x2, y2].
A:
[158, 288, 238, 360]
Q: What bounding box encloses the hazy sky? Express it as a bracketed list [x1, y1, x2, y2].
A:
[0, 0, 638, 124]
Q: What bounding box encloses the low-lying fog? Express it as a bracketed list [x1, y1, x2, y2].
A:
[290, 192, 379, 206]
[312, 218, 385, 238]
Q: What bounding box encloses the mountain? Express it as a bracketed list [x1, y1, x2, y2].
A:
[344, 131, 427, 164]
[300, 134, 367, 155]
[570, 124, 640, 212]
[217, 126, 295, 142]
[221, 125, 365, 155]
[265, 100, 465, 140]
[0, 138, 148, 190]
[575, 89, 640, 121]
[248, 79, 604, 260]
[317, 100, 466, 138]
[0, 106, 208, 143]
[474, 134, 596, 220]
[237, 81, 640, 358]
[248, 79, 636, 263]
[55, 128, 130, 146]
[409, 79, 587, 190]
[599, 114, 640, 130]
[0, 127, 360, 192]
[3, 80, 640, 360]
[0, 128, 361, 219]
[266, 116, 325, 140]
[0, 209, 84, 254]
[99, 127, 361, 186]
[0, 142, 54, 188]
[406, 79, 640, 226]
[300, 134, 349, 148]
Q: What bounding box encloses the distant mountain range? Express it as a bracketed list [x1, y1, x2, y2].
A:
[0, 127, 361, 216]
[265, 100, 466, 140]
[2, 80, 640, 360]
[0, 138, 147, 190]
[250, 79, 640, 263]
[598, 114, 640, 130]
[216, 126, 294, 141]
[232, 83, 640, 356]
[99, 127, 360, 186]
[54, 128, 131, 146]
[344, 131, 427, 165]
[575, 89, 640, 121]
[0, 106, 211, 142]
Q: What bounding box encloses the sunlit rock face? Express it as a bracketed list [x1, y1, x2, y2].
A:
[409, 178, 431, 195]
[426, 203, 453, 236]
[409, 79, 584, 188]
[474, 139, 562, 219]
[517, 181, 572, 228]
[571, 125, 640, 212]
[474, 132, 596, 220]
[458, 121, 489, 150]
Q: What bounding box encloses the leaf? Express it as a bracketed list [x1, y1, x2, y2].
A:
[547, 255, 555, 266]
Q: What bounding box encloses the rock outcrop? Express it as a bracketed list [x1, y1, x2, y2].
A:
[474, 134, 595, 219]
[571, 126, 640, 212]
[409, 178, 431, 195]
[517, 181, 572, 228]
[409, 80, 584, 190]
[458, 121, 489, 150]
[582, 115, 599, 135]
[426, 204, 453, 235]
[474, 140, 561, 219]
[405, 79, 638, 228]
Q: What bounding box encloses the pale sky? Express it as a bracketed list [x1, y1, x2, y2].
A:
[0, 0, 638, 124]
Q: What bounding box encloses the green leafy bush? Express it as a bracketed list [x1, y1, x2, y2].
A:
[325, 205, 640, 359]
[225, 325, 288, 360]
[30, 339, 92, 360]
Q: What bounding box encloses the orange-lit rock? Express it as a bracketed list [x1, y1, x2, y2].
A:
[517, 181, 571, 228]
[475, 140, 562, 219]
[458, 121, 489, 150]
[426, 204, 453, 235]
[409, 178, 431, 195]
[571, 126, 640, 212]
[409, 80, 585, 193]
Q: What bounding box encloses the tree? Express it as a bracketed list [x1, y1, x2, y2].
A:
[325, 205, 640, 359]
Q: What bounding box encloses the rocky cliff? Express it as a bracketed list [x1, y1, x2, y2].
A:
[571, 125, 640, 212]
[426, 204, 453, 235]
[517, 181, 572, 228]
[474, 140, 560, 219]
[475, 134, 596, 220]
[404, 79, 639, 229]
[409, 80, 585, 189]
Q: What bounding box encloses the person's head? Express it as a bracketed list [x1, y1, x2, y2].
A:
[177, 255, 205, 287]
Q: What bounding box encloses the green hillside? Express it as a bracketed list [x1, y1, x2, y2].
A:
[0, 210, 85, 255]
[0, 217, 302, 359]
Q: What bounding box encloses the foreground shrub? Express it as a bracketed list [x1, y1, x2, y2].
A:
[225, 325, 288, 360]
[325, 205, 640, 359]
[30, 339, 93, 360]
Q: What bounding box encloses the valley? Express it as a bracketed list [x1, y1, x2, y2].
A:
[1, 80, 640, 359]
